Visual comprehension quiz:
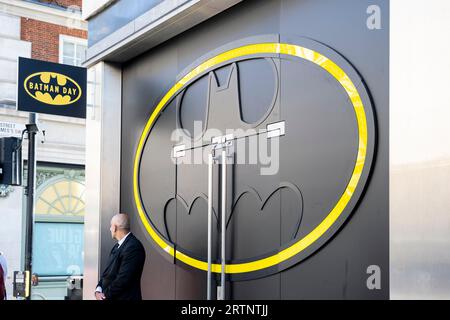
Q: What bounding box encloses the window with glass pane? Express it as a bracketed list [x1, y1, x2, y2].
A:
[33, 223, 84, 276]
[61, 37, 87, 67]
[31, 165, 85, 276]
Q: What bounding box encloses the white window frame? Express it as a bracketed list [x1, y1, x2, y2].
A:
[59, 34, 87, 66]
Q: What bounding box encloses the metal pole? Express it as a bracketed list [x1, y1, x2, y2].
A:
[220, 149, 226, 300]
[24, 113, 38, 300]
[207, 153, 213, 300]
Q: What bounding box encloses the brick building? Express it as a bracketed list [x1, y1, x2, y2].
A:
[0, 0, 87, 300]
[21, 14, 87, 63]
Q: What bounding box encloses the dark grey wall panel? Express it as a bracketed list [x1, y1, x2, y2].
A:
[175, 264, 208, 300]
[279, 56, 358, 241]
[231, 274, 281, 300]
[230, 135, 281, 263]
[121, 41, 179, 299]
[175, 0, 281, 75]
[278, 0, 389, 299]
[118, 0, 389, 299]
[139, 100, 177, 241]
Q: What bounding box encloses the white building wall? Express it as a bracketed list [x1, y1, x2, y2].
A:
[391, 0, 450, 299]
[0, 13, 31, 104]
[0, 185, 24, 299]
[0, 8, 85, 300]
[0, 11, 20, 36]
[0, 11, 30, 300]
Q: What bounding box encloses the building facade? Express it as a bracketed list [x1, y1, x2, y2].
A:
[0, 0, 86, 300]
[82, 0, 450, 300]
[83, 0, 391, 300]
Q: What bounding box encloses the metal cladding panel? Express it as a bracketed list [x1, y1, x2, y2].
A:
[119, 0, 389, 299]
[121, 43, 179, 299]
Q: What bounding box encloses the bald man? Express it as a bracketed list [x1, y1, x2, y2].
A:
[95, 214, 145, 300]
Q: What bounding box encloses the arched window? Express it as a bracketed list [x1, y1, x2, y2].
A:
[32, 167, 85, 277]
[35, 176, 85, 220]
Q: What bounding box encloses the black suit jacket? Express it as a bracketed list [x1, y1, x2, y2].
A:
[97, 233, 146, 300]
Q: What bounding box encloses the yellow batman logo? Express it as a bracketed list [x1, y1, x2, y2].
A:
[24, 72, 82, 105]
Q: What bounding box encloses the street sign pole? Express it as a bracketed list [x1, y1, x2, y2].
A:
[23, 112, 38, 300]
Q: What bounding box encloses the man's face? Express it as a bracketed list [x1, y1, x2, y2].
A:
[110, 220, 117, 240]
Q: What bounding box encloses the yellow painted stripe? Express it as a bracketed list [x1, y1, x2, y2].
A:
[132, 43, 368, 274]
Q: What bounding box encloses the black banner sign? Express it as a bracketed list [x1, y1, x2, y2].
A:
[17, 57, 87, 119]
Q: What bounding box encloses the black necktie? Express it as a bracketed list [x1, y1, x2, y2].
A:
[103, 243, 120, 276]
[111, 243, 119, 255]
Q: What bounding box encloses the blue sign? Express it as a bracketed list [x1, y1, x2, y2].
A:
[17, 57, 87, 118]
[33, 223, 84, 276]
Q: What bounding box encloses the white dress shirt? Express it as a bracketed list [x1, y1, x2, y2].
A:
[117, 232, 131, 248]
[96, 233, 131, 294]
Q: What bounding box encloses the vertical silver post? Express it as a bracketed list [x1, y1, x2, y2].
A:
[220, 149, 226, 300]
[207, 153, 213, 300]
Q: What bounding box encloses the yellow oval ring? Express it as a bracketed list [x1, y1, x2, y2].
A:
[133, 43, 368, 274]
[24, 71, 82, 105]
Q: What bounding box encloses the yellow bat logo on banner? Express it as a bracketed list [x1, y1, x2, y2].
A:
[24, 72, 82, 106]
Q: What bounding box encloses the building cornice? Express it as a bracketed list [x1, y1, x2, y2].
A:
[84, 0, 242, 67]
[82, 0, 116, 20]
[0, 0, 87, 30]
